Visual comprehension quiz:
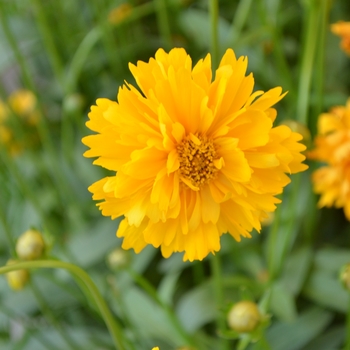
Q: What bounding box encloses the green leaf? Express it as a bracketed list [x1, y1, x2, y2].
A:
[270, 282, 297, 322]
[118, 285, 184, 347]
[280, 246, 313, 296]
[265, 307, 333, 350]
[302, 326, 344, 350]
[178, 9, 230, 51]
[176, 281, 217, 333]
[314, 247, 350, 274]
[303, 269, 348, 313]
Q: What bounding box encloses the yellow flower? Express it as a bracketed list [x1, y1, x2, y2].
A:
[108, 3, 132, 25]
[331, 21, 350, 56]
[83, 48, 308, 261]
[8, 89, 39, 125]
[309, 98, 350, 219]
[152, 348, 160, 350]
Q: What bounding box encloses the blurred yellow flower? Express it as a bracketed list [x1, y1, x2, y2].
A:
[331, 21, 350, 56]
[151, 348, 159, 350]
[83, 48, 308, 261]
[8, 89, 39, 125]
[6, 260, 30, 291]
[309, 98, 350, 219]
[108, 3, 132, 25]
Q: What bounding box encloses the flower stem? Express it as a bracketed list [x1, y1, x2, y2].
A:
[210, 254, 229, 350]
[0, 260, 127, 350]
[155, 0, 172, 50]
[209, 0, 219, 69]
[32, 0, 65, 88]
[296, 0, 320, 125]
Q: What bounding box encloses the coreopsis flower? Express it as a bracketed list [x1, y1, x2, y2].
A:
[227, 301, 261, 333]
[83, 48, 308, 261]
[309, 99, 350, 219]
[331, 21, 350, 56]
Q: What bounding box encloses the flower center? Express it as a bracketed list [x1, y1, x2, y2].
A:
[177, 134, 219, 190]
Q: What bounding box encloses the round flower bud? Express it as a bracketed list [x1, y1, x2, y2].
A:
[63, 93, 85, 115]
[107, 248, 130, 270]
[16, 229, 45, 260]
[340, 263, 350, 291]
[6, 259, 30, 291]
[227, 301, 261, 333]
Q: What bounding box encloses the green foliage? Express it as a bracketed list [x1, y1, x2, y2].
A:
[0, 0, 350, 349]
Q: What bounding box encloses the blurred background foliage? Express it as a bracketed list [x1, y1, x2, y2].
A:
[0, 0, 350, 349]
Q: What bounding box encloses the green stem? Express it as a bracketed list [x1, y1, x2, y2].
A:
[209, 0, 219, 69]
[311, 0, 332, 135]
[154, 0, 172, 50]
[296, 0, 320, 125]
[210, 254, 229, 350]
[228, 0, 254, 45]
[127, 268, 194, 347]
[267, 174, 303, 280]
[0, 203, 16, 255]
[32, 0, 64, 88]
[0, 260, 127, 350]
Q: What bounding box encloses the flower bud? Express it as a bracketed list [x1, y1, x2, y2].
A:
[227, 301, 261, 333]
[340, 263, 350, 291]
[107, 248, 130, 270]
[63, 93, 85, 115]
[6, 259, 30, 291]
[16, 229, 45, 260]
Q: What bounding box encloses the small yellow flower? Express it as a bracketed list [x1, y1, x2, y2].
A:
[16, 229, 45, 260]
[331, 21, 350, 56]
[309, 98, 350, 219]
[227, 301, 261, 333]
[108, 3, 132, 25]
[8, 89, 39, 125]
[83, 48, 308, 261]
[5, 260, 30, 291]
[152, 348, 160, 350]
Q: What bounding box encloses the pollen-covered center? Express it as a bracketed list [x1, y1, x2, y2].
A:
[177, 134, 219, 190]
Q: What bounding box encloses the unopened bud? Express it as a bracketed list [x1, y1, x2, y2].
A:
[16, 229, 45, 260]
[6, 260, 30, 291]
[107, 248, 130, 270]
[340, 263, 350, 291]
[227, 301, 261, 333]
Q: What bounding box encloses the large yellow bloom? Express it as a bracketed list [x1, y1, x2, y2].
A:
[83, 48, 308, 261]
[309, 99, 350, 219]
